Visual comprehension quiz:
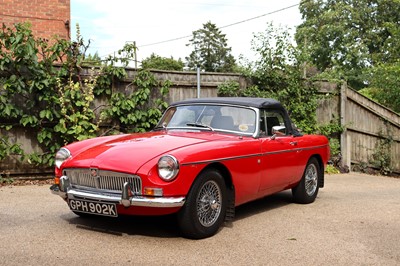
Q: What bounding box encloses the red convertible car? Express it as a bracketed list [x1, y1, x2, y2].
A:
[51, 97, 330, 239]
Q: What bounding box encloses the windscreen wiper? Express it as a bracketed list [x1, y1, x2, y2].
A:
[186, 123, 214, 131]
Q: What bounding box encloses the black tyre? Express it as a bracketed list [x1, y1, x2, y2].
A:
[292, 157, 320, 204]
[178, 169, 227, 239]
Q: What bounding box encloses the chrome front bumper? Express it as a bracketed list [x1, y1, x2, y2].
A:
[50, 176, 185, 208]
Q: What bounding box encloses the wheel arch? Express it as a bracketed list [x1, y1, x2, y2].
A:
[194, 162, 232, 187]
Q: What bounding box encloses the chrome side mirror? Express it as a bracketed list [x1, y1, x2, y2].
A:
[272, 126, 286, 135]
[271, 126, 286, 139]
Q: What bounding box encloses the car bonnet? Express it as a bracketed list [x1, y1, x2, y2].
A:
[61, 131, 223, 173]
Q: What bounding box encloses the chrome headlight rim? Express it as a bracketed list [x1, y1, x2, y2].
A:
[158, 155, 180, 182]
[55, 148, 71, 169]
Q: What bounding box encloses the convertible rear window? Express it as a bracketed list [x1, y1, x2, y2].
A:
[157, 104, 256, 135]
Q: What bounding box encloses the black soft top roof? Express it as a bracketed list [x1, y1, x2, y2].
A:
[170, 97, 284, 110]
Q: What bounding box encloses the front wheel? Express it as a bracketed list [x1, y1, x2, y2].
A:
[178, 169, 227, 239]
[292, 157, 320, 204]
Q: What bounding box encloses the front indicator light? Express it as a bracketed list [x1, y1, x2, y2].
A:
[144, 187, 163, 197]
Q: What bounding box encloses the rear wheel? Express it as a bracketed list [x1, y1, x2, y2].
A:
[178, 169, 227, 239]
[292, 157, 320, 204]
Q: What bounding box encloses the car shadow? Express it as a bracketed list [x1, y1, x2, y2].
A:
[64, 213, 181, 238]
[233, 190, 293, 221]
[62, 190, 294, 239]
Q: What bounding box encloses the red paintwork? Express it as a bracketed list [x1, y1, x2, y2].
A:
[57, 129, 329, 216]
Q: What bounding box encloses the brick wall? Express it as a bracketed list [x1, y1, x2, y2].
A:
[0, 0, 70, 40]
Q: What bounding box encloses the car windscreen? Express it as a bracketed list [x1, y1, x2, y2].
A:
[156, 104, 256, 135]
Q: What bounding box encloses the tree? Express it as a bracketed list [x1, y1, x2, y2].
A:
[186, 21, 236, 72]
[296, 0, 400, 89]
[82, 52, 102, 66]
[220, 23, 319, 133]
[360, 61, 400, 113]
[141, 53, 184, 71]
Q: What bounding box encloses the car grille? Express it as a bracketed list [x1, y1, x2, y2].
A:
[63, 168, 142, 194]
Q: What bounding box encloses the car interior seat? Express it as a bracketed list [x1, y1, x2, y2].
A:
[211, 115, 234, 130]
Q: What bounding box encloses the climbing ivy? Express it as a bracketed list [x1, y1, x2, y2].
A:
[0, 23, 170, 167]
[101, 70, 170, 133]
[0, 136, 24, 161]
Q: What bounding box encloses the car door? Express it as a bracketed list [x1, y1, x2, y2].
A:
[258, 110, 299, 193]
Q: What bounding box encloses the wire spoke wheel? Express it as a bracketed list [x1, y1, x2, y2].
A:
[305, 163, 318, 196]
[178, 169, 227, 239]
[196, 180, 222, 227]
[292, 157, 320, 204]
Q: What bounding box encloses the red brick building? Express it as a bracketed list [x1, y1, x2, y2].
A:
[0, 0, 70, 40]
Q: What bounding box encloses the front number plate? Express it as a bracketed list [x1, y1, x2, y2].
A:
[68, 199, 118, 217]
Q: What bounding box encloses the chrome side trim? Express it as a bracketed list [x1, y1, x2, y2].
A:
[181, 144, 329, 166]
[181, 153, 261, 166]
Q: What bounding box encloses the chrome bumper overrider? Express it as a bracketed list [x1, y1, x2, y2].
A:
[50, 176, 185, 208]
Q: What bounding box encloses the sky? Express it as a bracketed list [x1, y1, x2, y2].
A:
[71, 0, 303, 66]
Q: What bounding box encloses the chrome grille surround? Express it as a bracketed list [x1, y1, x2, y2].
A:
[63, 168, 142, 195]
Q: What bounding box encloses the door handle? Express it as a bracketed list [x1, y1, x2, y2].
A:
[290, 141, 298, 146]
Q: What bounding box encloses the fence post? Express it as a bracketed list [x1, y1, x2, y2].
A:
[340, 82, 351, 171]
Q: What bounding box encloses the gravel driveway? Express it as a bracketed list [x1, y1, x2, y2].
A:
[0, 173, 399, 265]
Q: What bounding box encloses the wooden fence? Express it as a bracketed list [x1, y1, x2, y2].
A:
[1, 68, 399, 175]
[317, 81, 400, 174]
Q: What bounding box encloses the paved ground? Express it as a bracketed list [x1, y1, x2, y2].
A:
[0, 173, 399, 265]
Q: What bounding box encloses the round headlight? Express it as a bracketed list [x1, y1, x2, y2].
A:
[158, 155, 179, 181]
[55, 148, 71, 169]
